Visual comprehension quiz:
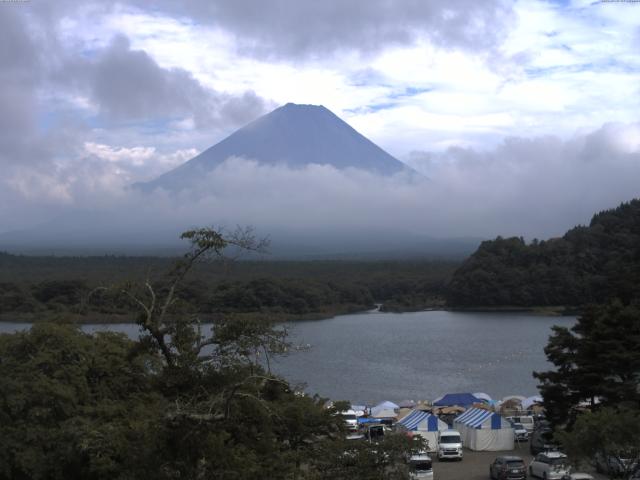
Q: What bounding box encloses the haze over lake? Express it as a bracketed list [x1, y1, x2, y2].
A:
[0, 310, 573, 404]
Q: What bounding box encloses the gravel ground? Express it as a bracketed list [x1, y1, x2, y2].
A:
[431, 446, 608, 480]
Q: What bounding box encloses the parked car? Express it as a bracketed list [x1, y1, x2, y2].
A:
[364, 424, 386, 442]
[594, 452, 638, 478]
[530, 425, 558, 455]
[528, 451, 571, 479]
[507, 415, 536, 432]
[560, 474, 594, 480]
[408, 454, 433, 479]
[490, 456, 528, 480]
[339, 409, 358, 431]
[437, 429, 463, 461]
[511, 422, 530, 442]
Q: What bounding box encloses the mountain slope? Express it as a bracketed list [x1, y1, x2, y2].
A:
[138, 103, 412, 191]
[446, 199, 640, 307]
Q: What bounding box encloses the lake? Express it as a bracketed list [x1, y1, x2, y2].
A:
[0, 310, 574, 405]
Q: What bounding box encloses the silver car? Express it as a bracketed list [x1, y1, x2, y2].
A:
[529, 451, 571, 479]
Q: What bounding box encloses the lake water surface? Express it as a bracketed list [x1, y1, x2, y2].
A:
[0, 310, 574, 405]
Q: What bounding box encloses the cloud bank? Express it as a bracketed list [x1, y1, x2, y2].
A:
[1, 122, 639, 251]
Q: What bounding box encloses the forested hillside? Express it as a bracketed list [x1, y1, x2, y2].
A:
[0, 255, 456, 321]
[447, 199, 640, 307]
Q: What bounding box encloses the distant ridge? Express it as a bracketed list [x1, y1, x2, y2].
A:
[137, 103, 413, 192]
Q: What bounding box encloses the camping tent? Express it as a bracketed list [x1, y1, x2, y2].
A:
[522, 396, 543, 410]
[350, 405, 367, 417]
[473, 392, 493, 403]
[396, 410, 449, 452]
[433, 393, 481, 408]
[453, 408, 514, 451]
[500, 395, 525, 415]
[371, 401, 399, 419]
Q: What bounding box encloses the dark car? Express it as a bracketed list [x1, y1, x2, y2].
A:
[530, 423, 559, 455]
[594, 452, 638, 478]
[490, 455, 528, 480]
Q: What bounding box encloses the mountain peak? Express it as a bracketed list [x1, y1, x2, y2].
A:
[138, 103, 413, 192]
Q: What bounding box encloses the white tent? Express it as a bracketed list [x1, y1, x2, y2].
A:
[473, 392, 493, 403]
[522, 396, 543, 410]
[371, 401, 399, 418]
[501, 395, 526, 404]
[453, 408, 514, 451]
[396, 409, 449, 452]
[351, 405, 367, 417]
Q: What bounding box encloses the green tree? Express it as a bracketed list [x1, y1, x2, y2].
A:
[557, 407, 640, 478]
[534, 301, 640, 427]
[0, 227, 420, 479]
[0, 323, 164, 480]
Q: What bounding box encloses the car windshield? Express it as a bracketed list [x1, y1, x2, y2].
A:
[342, 414, 356, 420]
[549, 458, 567, 466]
[440, 435, 460, 443]
[513, 423, 524, 429]
[507, 460, 525, 467]
[411, 460, 432, 471]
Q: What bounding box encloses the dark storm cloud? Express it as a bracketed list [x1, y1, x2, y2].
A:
[0, 4, 270, 170]
[141, 0, 514, 59]
[52, 34, 270, 128]
[0, 7, 43, 166]
[78, 35, 269, 128]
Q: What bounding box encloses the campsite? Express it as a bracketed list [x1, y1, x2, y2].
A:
[344, 393, 606, 480]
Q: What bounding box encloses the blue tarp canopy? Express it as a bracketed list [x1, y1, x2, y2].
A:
[433, 393, 481, 408]
[358, 417, 384, 424]
[397, 410, 440, 431]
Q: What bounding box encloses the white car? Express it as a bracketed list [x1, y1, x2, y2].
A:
[560, 474, 594, 480]
[529, 451, 571, 479]
[512, 422, 530, 442]
[408, 454, 433, 479]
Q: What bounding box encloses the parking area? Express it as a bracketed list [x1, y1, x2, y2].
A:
[431, 447, 608, 480]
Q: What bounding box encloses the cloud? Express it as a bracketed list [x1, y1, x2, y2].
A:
[1, 122, 639, 250]
[140, 0, 515, 59]
[0, 8, 41, 166]
[55, 34, 271, 129]
[405, 122, 640, 237]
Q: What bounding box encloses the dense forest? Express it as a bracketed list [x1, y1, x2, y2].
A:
[447, 199, 640, 308]
[0, 229, 425, 479]
[0, 253, 456, 322]
[4, 199, 640, 319]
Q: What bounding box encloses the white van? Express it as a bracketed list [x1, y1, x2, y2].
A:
[339, 409, 358, 431]
[437, 429, 463, 461]
[507, 415, 535, 432]
[409, 454, 434, 479]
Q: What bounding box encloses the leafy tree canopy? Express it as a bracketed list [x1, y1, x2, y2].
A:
[448, 198, 640, 307]
[0, 227, 420, 479]
[534, 300, 640, 428]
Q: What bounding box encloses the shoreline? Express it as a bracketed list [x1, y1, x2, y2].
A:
[0, 303, 580, 325]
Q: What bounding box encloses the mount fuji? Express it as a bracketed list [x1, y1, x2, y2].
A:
[137, 103, 414, 192]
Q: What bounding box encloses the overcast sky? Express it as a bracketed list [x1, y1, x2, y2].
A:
[1, 0, 639, 244]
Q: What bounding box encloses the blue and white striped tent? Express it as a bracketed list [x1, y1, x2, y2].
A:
[453, 408, 514, 451]
[398, 410, 442, 431]
[396, 410, 448, 452]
